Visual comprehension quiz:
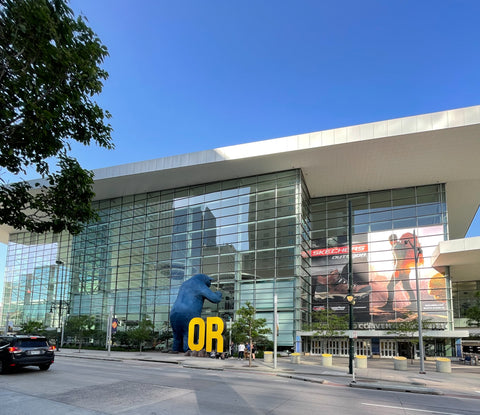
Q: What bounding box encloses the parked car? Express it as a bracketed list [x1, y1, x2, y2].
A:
[0, 335, 55, 373]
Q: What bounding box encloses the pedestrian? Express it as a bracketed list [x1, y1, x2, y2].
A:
[238, 342, 245, 360]
[251, 343, 256, 360]
[245, 341, 251, 360]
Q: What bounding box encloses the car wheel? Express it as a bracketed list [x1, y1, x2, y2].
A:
[38, 364, 51, 371]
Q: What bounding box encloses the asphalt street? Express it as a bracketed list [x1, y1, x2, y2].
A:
[1, 352, 479, 414]
[56, 349, 480, 398]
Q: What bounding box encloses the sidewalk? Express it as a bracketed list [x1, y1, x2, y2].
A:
[56, 349, 480, 398]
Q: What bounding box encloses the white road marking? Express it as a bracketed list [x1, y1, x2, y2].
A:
[362, 403, 464, 415]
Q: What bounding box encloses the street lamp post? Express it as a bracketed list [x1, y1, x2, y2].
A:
[273, 294, 278, 369]
[54, 259, 69, 350]
[413, 231, 426, 374]
[347, 201, 354, 375]
[4, 312, 10, 334]
[402, 231, 426, 373]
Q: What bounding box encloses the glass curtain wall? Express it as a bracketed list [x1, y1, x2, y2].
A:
[310, 184, 449, 329]
[2, 169, 309, 347]
[2, 232, 72, 330]
[452, 281, 480, 320]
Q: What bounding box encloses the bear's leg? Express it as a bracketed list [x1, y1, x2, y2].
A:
[182, 330, 190, 352]
[172, 325, 184, 352]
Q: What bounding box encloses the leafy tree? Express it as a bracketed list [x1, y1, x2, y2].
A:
[309, 309, 349, 353]
[127, 318, 154, 353]
[0, 0, 113, 234]
[19, 320, 46, 335]
[232, 302, 271, 367]
[64, 315, 95, 351]
[157, 324, 173, 350]
[387, 312, 433, 362]
[113, 330, 132, 349]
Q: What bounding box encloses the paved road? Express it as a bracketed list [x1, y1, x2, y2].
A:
[57, 349, 480, 397]
[0, 352, 479, 414]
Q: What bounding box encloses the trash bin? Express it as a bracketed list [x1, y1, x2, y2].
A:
[436, 357, 451, 373]
[264, 351, 273, 363]
[355, 355, 367, 369]
[290, 352, 301, 364]
[321, 353, 332, 367]
[393, 356, 407, 371]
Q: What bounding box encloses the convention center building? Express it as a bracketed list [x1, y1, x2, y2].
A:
[2, 105, 480, 358]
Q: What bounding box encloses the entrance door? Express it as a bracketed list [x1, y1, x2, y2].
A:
[398, 341, 414, 359]
[380, 339, 398, 357]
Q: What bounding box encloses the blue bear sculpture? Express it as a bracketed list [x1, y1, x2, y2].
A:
[170, 273, 222, 352]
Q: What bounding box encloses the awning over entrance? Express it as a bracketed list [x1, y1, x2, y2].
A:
[432, 236, 480, 282]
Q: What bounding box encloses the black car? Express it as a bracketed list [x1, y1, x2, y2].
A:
[0, 335, 55, 373]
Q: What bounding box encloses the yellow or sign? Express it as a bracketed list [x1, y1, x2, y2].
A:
[188, 317, 224, 352]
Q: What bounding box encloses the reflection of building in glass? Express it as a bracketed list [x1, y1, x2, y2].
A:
[2, 106, 480, 357]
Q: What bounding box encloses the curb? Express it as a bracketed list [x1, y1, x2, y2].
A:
[349, 381, 443, 395]
[58, 353, 183, 366]
[58, 353, 122, 362]
[277, 373, 326, 384]
[182, 364, 224, 371]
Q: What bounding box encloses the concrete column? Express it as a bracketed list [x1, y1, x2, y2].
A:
[321, 353, 332, 366]
[355, 355, 367, 369]
[394, 356, 407, 371]
[290, 353, 300, 364]
[264, 351, 273, 363]
[436, 357, 451, 373]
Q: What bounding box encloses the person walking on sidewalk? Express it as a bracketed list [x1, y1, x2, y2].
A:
[238, 342, 245, 360]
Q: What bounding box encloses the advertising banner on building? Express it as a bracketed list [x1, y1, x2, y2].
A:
[311, 225, 447, 326]
[311, 233, 371, 320]
[368, 225, 447, 323]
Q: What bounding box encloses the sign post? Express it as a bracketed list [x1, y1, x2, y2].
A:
[274, 294, 278, 369]
[107, 306, 113, 356]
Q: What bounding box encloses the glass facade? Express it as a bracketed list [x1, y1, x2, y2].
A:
[2, 232, 72, 328]
[2, 169, 468, 352]
[452, 281, 480, 319]
[2, 170, 309, 346]
[310, 184, 449, 330]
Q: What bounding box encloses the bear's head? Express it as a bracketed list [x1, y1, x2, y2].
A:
[191, 273, 213, 287]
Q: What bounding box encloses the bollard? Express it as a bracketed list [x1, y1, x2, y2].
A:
[436, 357, 451, 373]
[321, 353, 332, 367]
[264, 351, 273, 363]
[393, 356, 407, 371]
[355, 355, 367, 369]
[290, 352, 301, 364]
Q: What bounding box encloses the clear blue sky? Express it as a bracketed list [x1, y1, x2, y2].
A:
[1, 0, 480, 299]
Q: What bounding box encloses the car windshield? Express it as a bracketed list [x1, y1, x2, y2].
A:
[16, 339, 48, 348]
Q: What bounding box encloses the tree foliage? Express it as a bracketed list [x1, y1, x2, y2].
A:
[307, 309, 348, 354]
[127, 318, 154, 353]
[19, 320, 46, 335]
[311, 309, 348, 337]
[232, 302, 271, 367]
[0, 0, 113, 234]
[64, 314, 95, 351]
[387, 312, 433, 361]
